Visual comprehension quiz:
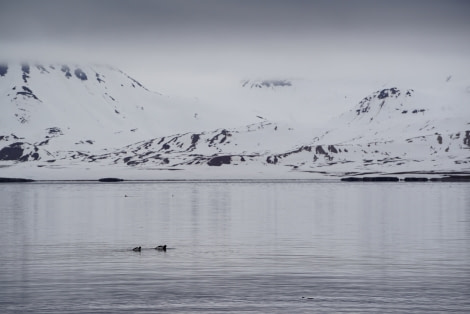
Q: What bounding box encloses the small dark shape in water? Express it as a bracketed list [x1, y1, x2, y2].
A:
[155, 245, 167, 252]
[98, 178, 124, 182]
[133, 246, 141, 252]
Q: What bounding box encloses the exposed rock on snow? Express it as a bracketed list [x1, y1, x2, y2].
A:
[1, 62, 469, 179]
[241, 79, 292, 89]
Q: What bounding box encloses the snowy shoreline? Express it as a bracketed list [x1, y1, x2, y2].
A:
[1, 168, 469, 183]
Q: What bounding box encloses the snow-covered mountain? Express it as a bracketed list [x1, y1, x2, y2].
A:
[1, 62, 469, 180]
[0, 62, 248, 151]
[266, 86, 470, 175]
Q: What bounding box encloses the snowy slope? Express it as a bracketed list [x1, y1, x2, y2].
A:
[240, 78, 354, 126]
[266, 84, 470, 175]
[0, 63, 248, 152]
[1, 62, 469, 179]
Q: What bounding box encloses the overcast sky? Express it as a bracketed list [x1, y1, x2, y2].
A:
[2, 0, 470, 95]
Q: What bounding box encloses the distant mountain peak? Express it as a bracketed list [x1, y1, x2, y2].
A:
[349, 87, 423, 123]
[241, 79, 292, 89]
[0, 62, 165, 146]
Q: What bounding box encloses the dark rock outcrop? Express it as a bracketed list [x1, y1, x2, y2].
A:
[404, 177, 429, 182]
[187, 134, 200, 151]
[0, 64, 8, 77]
[362, 177, 399, 182]
[61, 65, 72, 78]
[208, 155, 231, 166]
[98, 178, 124, 182]
[242, 79, 292, 89]
[0, 142, 25, 160]
[464, 131, 470, 147]
[433, 175, 470, 182]
[0, 177, 35, 183]
[266, 156, 278, 164]
[21, 63, 30, 83]
[74, 68, 88, 81]
[342, 176, 399, 182]
[340, 177, 363, 182]
[16, 86, 40, 100]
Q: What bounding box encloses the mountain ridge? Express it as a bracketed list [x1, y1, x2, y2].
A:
[1, 62, 469, 179]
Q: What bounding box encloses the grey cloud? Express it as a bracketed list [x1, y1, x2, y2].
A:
[1, 0, 469, 93]
[2, 0, 469, 43]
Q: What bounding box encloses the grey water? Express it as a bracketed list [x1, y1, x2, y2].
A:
[0, 181, 469, 313]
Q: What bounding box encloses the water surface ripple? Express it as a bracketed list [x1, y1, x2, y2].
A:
[0, 181, 469, 313]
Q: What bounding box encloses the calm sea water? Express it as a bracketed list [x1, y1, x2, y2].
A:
[0, 181, 469, 313]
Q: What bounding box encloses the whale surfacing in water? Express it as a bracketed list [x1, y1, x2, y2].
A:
[155, 245, 167, 252]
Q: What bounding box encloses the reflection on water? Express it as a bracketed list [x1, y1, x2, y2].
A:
[0, 181, 469, 313]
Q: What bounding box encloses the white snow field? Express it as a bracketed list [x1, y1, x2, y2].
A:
[0, 63, 469, 180]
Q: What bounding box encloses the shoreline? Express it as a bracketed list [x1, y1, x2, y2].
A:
[2, 174, 469, 183]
